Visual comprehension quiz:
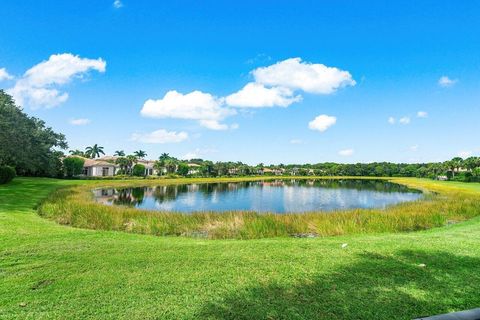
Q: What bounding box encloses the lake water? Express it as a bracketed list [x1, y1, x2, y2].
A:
[93, 179, 422, 214]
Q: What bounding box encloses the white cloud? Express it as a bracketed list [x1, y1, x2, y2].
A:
[399, 117, 411, 125]
[225, 82, 301, 108]
[338, 149, 354, 156]
[410, 145, 419, 152]
[182, 148, 218, 160]
[290, 139, 305, 145]
[8, 53, 106, 109]
[113, 0, 123, 8]
[252, 57, 356, 94]
[130, 129, 188, 144]
[0, 68, 13, 81]
[417, 111, 428, 118]
[438, 76, 457, 88]
[458, 150, 472, 158]
[388, 117, 396, 124]
[140, 58, 354, 131]
[70, 118, 91, 126]
[140, 90, 235, 130]
[308, 115, 337, 132]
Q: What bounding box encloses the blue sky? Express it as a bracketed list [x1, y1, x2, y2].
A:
[1, 1, 479, 164]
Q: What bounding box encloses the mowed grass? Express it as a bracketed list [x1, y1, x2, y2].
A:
[38, 176, 480, 239]
[1, 177, 480, 319]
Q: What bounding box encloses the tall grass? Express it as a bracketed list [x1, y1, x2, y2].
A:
[37, 177, 480, 239]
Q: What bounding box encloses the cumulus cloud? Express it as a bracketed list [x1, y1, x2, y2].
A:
[130, 129, 188, 144]
[0, 68, 13, 81]
[69, 118, 91, 126]
[225, 82, 301, 108]
[308, 115, 337, 132]
[438, 76, 457, 88]
[399, 117, 411, 125]
[113, 0, 123, 8]
[140, 58, 354, 129]
[417, 111, 428, 118]
[141, 90, 236, 130]
[8, 53, 106, 109]
[388, 117, 396, 124]
[252, 57, 356, 94]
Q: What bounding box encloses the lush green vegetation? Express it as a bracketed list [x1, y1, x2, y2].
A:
[1, 177, 480, 319]
[62, 157, 85, 178]
[0, 165, 16, 184]
[38, 177, 480, 239]
[0, 90, 67, 177]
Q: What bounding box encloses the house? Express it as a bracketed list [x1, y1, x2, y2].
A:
[187, 163, 201, 175]
[96, 156, 161, 176]
[137, 159, 159, 176]
[82, 158, 118, 177]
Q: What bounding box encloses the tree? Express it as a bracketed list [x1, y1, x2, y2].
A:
[115, 157, 129, 175]
[134, 150, 147, 159]
[465, 157, 480, 171]
[0, 90, 68, 177]
[63, 157, 85, 178]
[114, 150, 125, 157]
[159, 153, 171, 161]
[85, 144, 105, 159]
[132, 164, 146, 177]
[177, 162, 189, 176]
[164, 159, 177, 174]
[69, 149, 86, 157]
[125, 155, 138, 175]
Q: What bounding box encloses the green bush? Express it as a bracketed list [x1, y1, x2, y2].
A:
[0, 165, 16, 184]
[63, 157, 85, 178]
[132, 164, 146, 177]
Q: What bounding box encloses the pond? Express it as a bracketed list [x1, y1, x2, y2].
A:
[93, 179, 423, 214]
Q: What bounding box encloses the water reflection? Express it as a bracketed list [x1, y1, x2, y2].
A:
[93, 179, 422, 213]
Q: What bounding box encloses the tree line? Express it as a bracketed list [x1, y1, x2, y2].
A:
[1, 90, 479, 182]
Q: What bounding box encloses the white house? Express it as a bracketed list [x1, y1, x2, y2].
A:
[82, 158, 117, 177]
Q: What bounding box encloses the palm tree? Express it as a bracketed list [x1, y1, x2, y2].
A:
[164, 159, 177, 174]
[115, 157, 129, 174]
[159, 153, 170, 161]
[85, 144, 105, 159]
[69, 149, 86, 157]
[134, 150, 147, 159]
[125, 155, 138, 175]
[465, 156, 480, 172]
[114, 150, 125, 157]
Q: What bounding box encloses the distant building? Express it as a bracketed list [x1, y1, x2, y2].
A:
[82, 158, 117, 177]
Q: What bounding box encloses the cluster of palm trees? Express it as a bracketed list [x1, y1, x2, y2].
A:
[113, 150, 148, 176]
[68, 146, 480, 181]
[69, 144, 106, 159]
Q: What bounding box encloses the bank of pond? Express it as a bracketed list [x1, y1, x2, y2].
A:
[38, 177, 480, 239]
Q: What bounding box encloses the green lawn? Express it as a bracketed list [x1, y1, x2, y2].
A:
[1, 177, 480, 319]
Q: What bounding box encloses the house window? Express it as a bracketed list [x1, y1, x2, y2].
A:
[102, 167, 110, 176]
[83, 167, 88, 175]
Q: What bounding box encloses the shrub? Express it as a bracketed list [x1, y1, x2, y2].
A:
[63, 157, 85, 178]
[0, 165, 16, 184]
[132, 164, 146, 177]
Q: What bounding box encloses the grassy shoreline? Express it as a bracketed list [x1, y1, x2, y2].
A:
[2, 177, 480, 319]
[37, 176, 480, 239]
